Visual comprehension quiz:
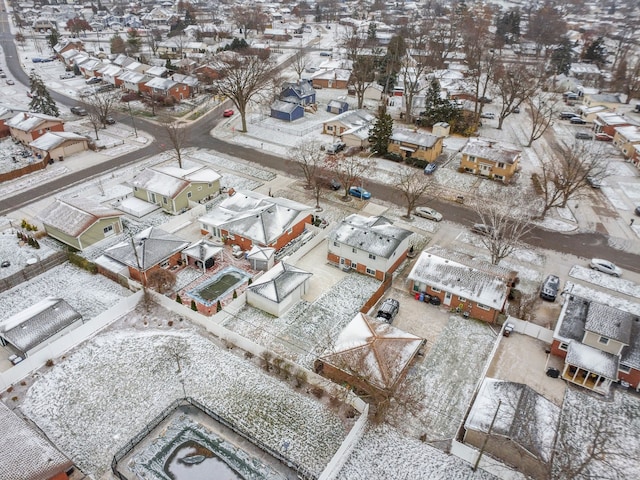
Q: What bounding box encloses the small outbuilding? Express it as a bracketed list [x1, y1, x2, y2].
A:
[246, 262, 312, 317]
[246, 245, 276, 271]
[270, 100, 304, 122]
[326, 99, 349, 114]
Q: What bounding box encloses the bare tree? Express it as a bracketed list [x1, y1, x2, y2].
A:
[290, 140, 325, 189]
[147, 268, 177, 295]
[84, 90, 119, 128]
[291, 50, 308, 80]
[230, 5, 268, 39]
[534, 140, 608, 218]
[343, 26, 378, 109]
[525, 3, 567, 58]
[213, 52, 278, 132]
[612, 54, 640, 104]
[525, 92, 559, 147]
[160, 118, 189, 168]
[326, 149, 373, 200]
[473, 191, 534, 265]
[395, 165, 433, 219]
[492, 62, 541, 130]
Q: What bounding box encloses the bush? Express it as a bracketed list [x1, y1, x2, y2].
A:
[45, 359, 54, 367]
[190, 300, 197, 311]
[175, 294, 183, 304]
[383, 152, 403, 162]
[232, 289, 237, 299]
[216, 300, 222, 312]
[311, 386, 325, 399]
[68, 252, 98, 273]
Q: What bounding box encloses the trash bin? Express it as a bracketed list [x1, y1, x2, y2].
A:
[415, 293, 421, 300]
[419, 293, 424, 302]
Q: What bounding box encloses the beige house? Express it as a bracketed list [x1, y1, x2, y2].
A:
[612, 125, 640, 158]
[131, 165, 221, 214]
[246, 262, 312, 317]
[6, 112, 65, 145]
[582, 93, 624, 111]
[39, 198, 124, 251]
[460, 137, 521, 183]
[29, 131, 89, 162]
[387, 129, 443, 162]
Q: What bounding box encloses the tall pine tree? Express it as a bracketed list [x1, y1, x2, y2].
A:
[29, 72, 59, 117]
[368, 109, 393, 155]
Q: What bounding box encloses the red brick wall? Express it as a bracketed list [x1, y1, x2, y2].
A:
[617, 368, 640, 389]
[550, 339, 568, 359]
[411, 283, 500, 323]
[327, 252, 340, 264]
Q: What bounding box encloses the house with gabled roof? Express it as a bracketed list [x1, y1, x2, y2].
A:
[0, 298, 83, 359]
[612, 125, 640, 159]
[322, 109, 375, 137]
[280, 80, 316, 105]
[459, 137, 521, 184]
[53, 39, 84, 58]
[119, 70, 150, 93]
[463, 378, 560, 480]
[314, 312, 425, 403]
[199, 190, 314, 252]
[6, 112, 64, 145]
[388, 128, 443, 162]
[592, 112, 634, 139]
[246, 262, 312, 317]
[144, 76, 191, 102]
[310, 68, 351, 89]
[550, 292, 640, 394]
[0, 401, 74, 480]
[327, 214, 413, 281]
[270, 100, 305, 122]
[29, 131, 89, 162]
[131, 165, 221, 214]
[408, 245, 517, 323]
[98, 63, 124, 87]
[39, 197, 124, 251]
[326, 99, 349, 114]
[97, 226, 190, 285]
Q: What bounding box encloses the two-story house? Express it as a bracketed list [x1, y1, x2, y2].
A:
[592, 112, 634, 139]
[459, 137, 521, 183]
[408, 245, 517, 323]
[387, 129, 443, 162]
[322, 109, 376, 148]
[6, 112, 65, 145]
[550, 293, 640, 395]
[327, 214, 413, 281]
[131, 165, 221, 214]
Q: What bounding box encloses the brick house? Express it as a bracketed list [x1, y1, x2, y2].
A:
[550, 292, 640, 394]
[327, 214, 413, 281]
[407, 246, 517, 323]
[592, 112, 633, 139]
[144, 76, 191, 102]
[310, 68, 351, 89]
[612, 125, 640, 159]
[459, 137, 521, 183]
[199, 190, 314, 252]
[387, 129, 444, 162]
[6, 112, 65, 145]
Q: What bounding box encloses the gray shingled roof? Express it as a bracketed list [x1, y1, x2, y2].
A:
[461, 137, 521, 165]
[247, 262, 311, 303]
[104, 226, 189, 270]
[585, 302, 632, 344]
[330, 214, 413, 259]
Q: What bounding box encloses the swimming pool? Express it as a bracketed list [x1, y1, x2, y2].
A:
[187, 267, 250, 306]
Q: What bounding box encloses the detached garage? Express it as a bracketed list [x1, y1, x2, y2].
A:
[29, 131, 89, 162]
[270, 100, 304, 122]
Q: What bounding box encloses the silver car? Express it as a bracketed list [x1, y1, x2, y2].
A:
[415, 207, 443, 221]
[589, 258, 622, 277]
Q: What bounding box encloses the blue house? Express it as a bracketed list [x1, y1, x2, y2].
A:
[270, 100, 305, 122]
[280, 80, 316, 105]
[327, 99, 349, 114]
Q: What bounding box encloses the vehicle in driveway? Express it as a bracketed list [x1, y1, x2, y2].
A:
[6, 79, 14, 85]
[348, 186, 371, 199]
[415, 207, 443, 221]
[326, 141, 346, 154]
[329, 179, 341, 190]
[85, 77, 101, 85]
[586, 176, 602, 188]
[540, 274, 560, 301]
[423, 162, 438, 174]
[575, 131, 593, 140]
[560, 112, 576, 119]
[105, 116, 116, 125]
[70, 106, 88, 116]
[471, 223, 495, 236]
[570, 117, 586, 124]
[635, 206, 640, 216]
[589, 258, 622, 277]
[60, 72, 75, 79]
[595, 132, 612, 141]
[428, 295, 441, 305]
[376, 298, 400, 323]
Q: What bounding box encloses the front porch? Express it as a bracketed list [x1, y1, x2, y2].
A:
[561, 364, 613, 395]
[562, 341, 619, 395]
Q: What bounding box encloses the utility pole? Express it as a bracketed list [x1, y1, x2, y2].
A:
[472, 399, 501, 472]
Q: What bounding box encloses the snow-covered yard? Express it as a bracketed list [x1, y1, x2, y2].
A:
[569, 265, 640, 298]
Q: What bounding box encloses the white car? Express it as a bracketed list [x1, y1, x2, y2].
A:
[415, 207, 443, 222]
[589, 258, 622, 277]
[480, 112, 495, 119]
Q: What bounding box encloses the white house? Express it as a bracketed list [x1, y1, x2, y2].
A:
[246, 262, 312, 317]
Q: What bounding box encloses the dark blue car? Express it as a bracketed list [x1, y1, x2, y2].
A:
[348, 186, 371, 199]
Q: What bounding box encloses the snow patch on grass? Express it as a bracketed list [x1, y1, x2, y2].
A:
[569, 265, 640, 298]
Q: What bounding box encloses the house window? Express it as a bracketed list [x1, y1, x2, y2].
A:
[103, 225, 114, 236]
[287, 228, 293, 234]
[351, 262, 357, 268]
[163, 196, 168, 204]
[469, 156, 476, 162]
[430, 287, 441, 293]
[327, 125, 334, 132]
[160, 259, 170, 268]
[559, 342, 569, 351]
[494, 175, 504, 181]
[366, 267, 376, 276]
[619, 363, 631, 373]
[187, 192, 192, 198]
[497, 162, 505, 169]
[352, 247, 357, 254]
[368, 253, 376, 260]
[465, 167, 475, 173]
[477, 303, 491, 311]
[208, 183, 212, 188]
[599, 336, 609, 345]
[134, 186, 138, 191]
[333, 241, 339, 247]
[458, 296, 466, 303]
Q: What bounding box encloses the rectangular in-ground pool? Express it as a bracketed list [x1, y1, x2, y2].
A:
[188, 267, 250, 306]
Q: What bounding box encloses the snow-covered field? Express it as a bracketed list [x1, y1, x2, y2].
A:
[0, 229, 58, 278]
[565, 282, 640, 316]
[569, 265, 640, 298]
[0, 262, 131, 320]
[20, 320, 349, 478]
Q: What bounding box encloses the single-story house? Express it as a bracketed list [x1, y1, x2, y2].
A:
[270, 100, 305, 122]
[459, 137, 521, 184]
[612, 125, 640, 158]
[327, 214, 413, 281]
[199, 190, 314, 252]
[322, 109, 376, 137]
[314, 312, 425, 403]
[387, 129, 443, 162]
[592, 112, 634, 138]
[582, 93, 624, 111]
[311, 68, 351, 89]
[326, 99, 349, 114]
[0, 298, 83, 359]
[407, 245, 517, 323]
[464, 378, 560, 480]
[6, 112, 65, 144]
[131, 165, 221, 215]
[246, 262, 312, 317]
[39, 198, 124, 251]
[29, 131, 89, 162]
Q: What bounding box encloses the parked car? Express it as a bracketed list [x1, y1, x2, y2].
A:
[595, 132, 612, 141]
[423, 162, 438, 174]
[415, 207, 443, 222]
[105, 116, 116, 125]
[428, 295, 442, 306]
[329, 179, 341, 190]
[559, 112, 576, 119]
[348, 186, 371, 200]
[511, 106, 520, 113]
[376, 298, 400, 323]
[320, 51, 332, 56]
[570, 117, 586, 124]
[540, 274, 560, 301]
[575, 131, 593, 140]
[6, 79, 14, 85]
[478, 96, 492, 104]
[586, 176, 602, 188]
[70, 106, 88, 116]
[589, 258, 622, 277]
[471, 223, 495, 236]
[326, 141, 346, 154]
[85, 77, 102, 85]
[60, 72, 75, 79]
[223, 109, 234, 117]
[480, 112, 495, 119]
[31, 58, 43, 63]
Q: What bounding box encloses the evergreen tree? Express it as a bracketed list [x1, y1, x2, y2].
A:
[216, 300, 222, 312]
[368, 110, 393, 155]
[126, 28, 142, 52]
[582, 36, 607, 68]
[232, 289, 238, 299]
[551, 37, 573, 76]
[29, 72, 59, 116]
[421, 79, 461, 127]
[47, 29, 60, 50]
[176, 294, 183, 304]
[190, 299, 197, 311]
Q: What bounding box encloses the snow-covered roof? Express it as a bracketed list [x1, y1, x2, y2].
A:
[587, 93, 623, 104]
[0, 298, 82, 355]
[246, 245, 275, 261]
[318, 313, 424, 392]
[98, 64, 123, 77]
[171, 73, 199, 87]
[408, 246, 514, 310]
[199, 190, 313, 246]
[29, 131, 87, 151]
[104, 226, 189, 271]
[0, 401, 72, 480]
[146, 65, 167, 77]
[570, 62, 601, 75]
[6, 112, 63, 132]
[310, 68, 352, 82]
[594, 112, 633, 126]
[271, 99, 302, 113]
[131, 168, 189, 198]
[330, 214, 413, 259]
[182, 239, 223, 261]
[614, 125, 640, 142]
[145, 76, 178, 90]
[118, 70, 148, 84]
[155, 165, 221, 184]
[566, 341, 619, 379]
[461, 137, 521, 165]
[247, 262, 311, 303]
[464, 378, 560, 463]
[390, 129, 441, 148]
[585, 302, 632, 344]
[323, 109, 375, 127]
[39, 198, 122, 237]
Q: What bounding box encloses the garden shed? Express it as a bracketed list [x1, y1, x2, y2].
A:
[270, 100, 304, 122]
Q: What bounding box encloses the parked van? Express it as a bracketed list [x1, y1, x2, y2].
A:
[60, 72, 75, 79]
[560, 112, 576, 120]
